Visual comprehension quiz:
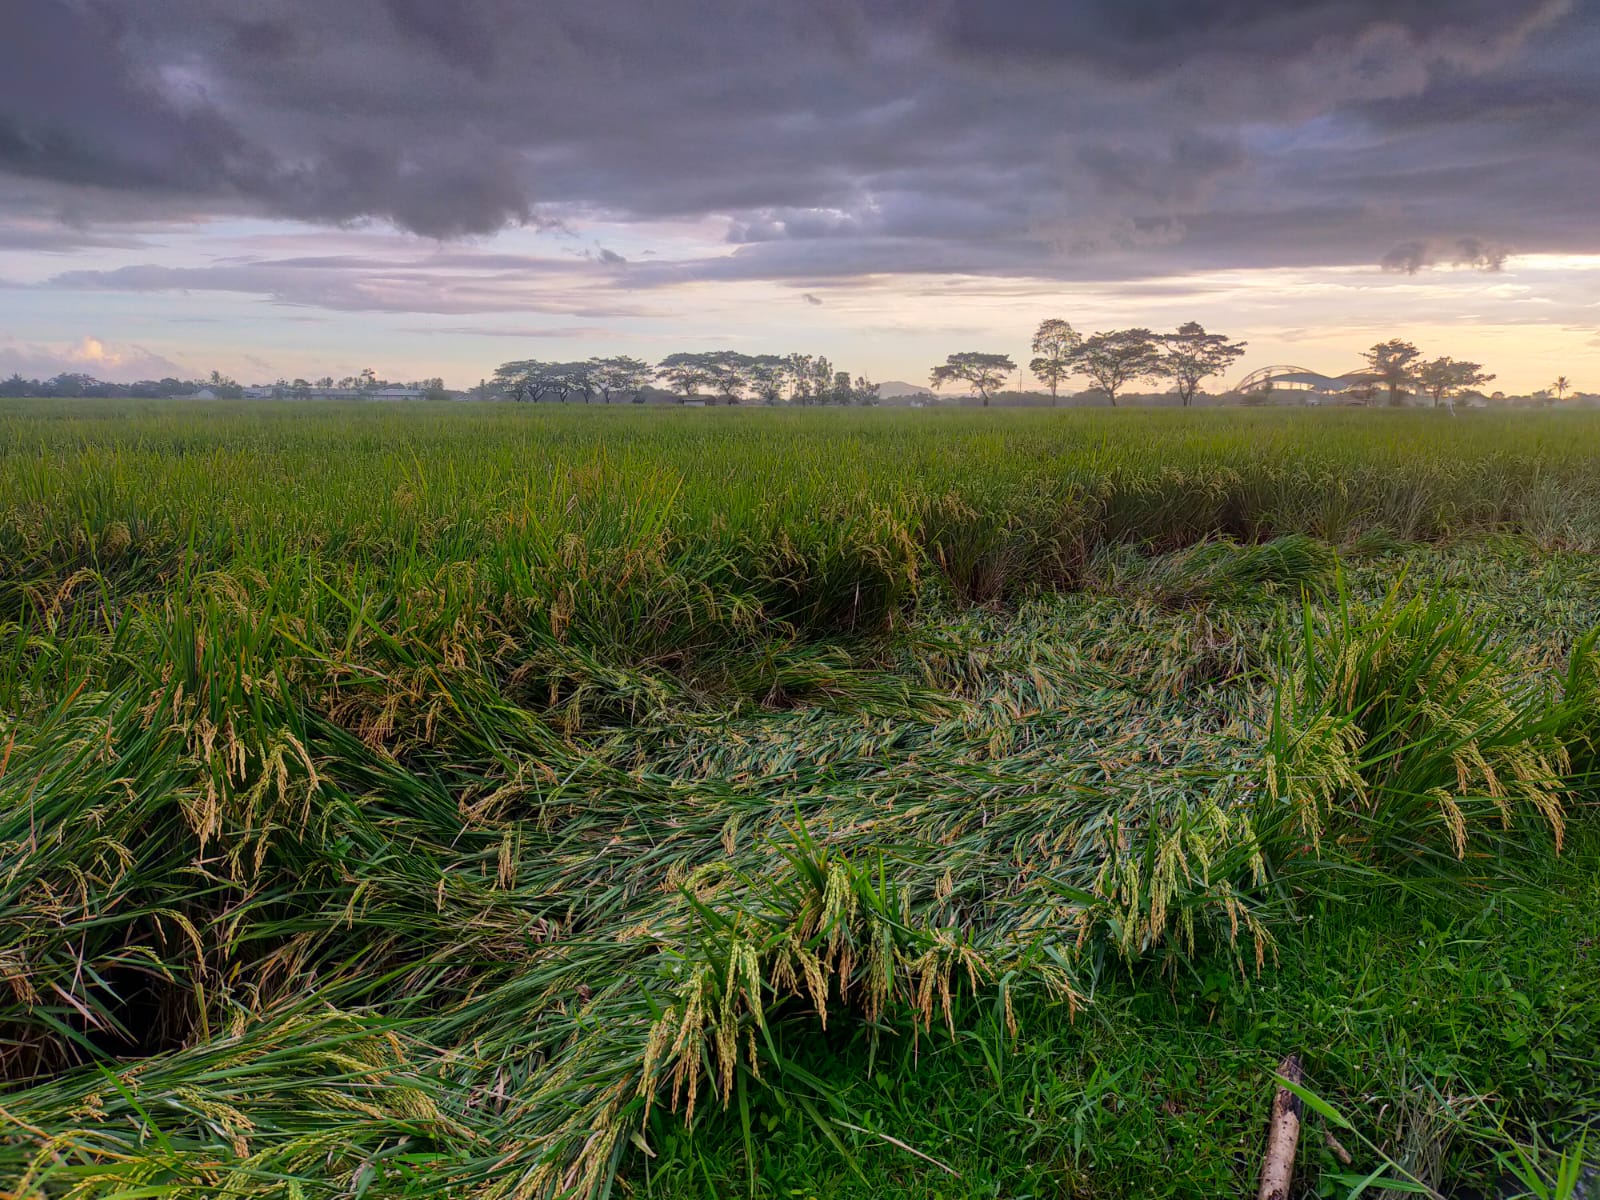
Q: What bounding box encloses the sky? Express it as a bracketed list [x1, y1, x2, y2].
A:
[2, 0, 1599, 392]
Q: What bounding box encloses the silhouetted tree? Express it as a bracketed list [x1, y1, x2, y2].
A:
[589, 356, 653, 404]
[786, 353, 834, 405]
[1156, 322, 1246, 407]
[1553, 375, 1572, 403]
[1362, 340, 1422, 406]
[930, 352, 1016, 407]
[1417, 357, 1494, 414]
[1029, 319, 1081, 404]
[492, 360, 555, 402]
[746, 355, 791, 404]
[540, 362, 595, 403]
[705, 352, 754, 404]
[1075, 329, 1161, 407]
[657, 353, 718, 402]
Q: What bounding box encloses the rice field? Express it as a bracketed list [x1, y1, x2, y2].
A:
[2, 400, 1598, 1198]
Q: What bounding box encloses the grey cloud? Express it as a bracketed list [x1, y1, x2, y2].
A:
[1382, 238, 1511, 274]
[803, 293, 823, 305]
[402, 324, 624, 339]
[0, 1, 530, 237]
[1, 0, 1596, 281]
[383, 0, 500, 70]
[730, 208, 869, 243]
[0, 222, 151, 252]
[228, 19, 298, 60]
[39, 260, 663, 317]
[946, 1, 1565, 61]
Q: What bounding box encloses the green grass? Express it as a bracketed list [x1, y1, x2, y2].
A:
[632, 832, 1600, 1199]
[1, 401, 1597, 1199]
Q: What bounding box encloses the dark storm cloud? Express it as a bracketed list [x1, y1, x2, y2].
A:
[3, 0, 1597, 283]
[1382, 238, 1511, 274]
[925, 0, 1571, 79]
[382, 0, 500, 70]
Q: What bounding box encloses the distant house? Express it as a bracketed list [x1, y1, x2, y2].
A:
[370, 387, 425, 400]
[187, 387, 217, 400]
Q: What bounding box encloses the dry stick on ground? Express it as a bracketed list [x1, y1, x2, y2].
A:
[1324, 1129, 1354, 1166]
[1259, 1054, 1304, 1200]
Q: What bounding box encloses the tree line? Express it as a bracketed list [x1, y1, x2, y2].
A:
[1, 332, 1580, 409]
[0, 369, 449, 401]
[1355, 340, 1493, 411]
[0, 372, 203, 399]
[931, 321, 1247, 407]
[488, 352, 881, 405]
[936, 322, 1578, 410]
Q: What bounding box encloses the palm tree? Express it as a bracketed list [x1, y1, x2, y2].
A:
[1553, 375, 1572, 403]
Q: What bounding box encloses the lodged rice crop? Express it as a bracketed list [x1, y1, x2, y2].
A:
[2, 401, 1599, 1198]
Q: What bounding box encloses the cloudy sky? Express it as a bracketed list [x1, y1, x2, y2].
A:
[3, 0, 1598, 391]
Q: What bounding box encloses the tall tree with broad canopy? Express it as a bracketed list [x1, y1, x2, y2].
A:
[703, 351, 755, 404]
[786, 353, 835, 405]
[588, 356, 654, 404]
[1075, 329, 1161, 407]
[1362, 339, 1423, 406]
[543, 361, 596, 403]
[656, 353, 717, 402]
[1417, 357, 1494, 413]
[1156, 322, 1247, 407]
[1029, 319, 1082, 404]
[746, 355, 791, 404]
[930, 352, 1016, 407]
[492, 359, 554, 402]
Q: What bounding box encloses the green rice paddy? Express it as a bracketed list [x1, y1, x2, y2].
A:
[2, 401, 1597, 1198]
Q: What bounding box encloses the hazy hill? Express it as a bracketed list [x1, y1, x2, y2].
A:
[877, 380, 934, 398]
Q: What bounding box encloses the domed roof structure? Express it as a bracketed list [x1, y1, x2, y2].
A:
[1232, 365, 1372, 395]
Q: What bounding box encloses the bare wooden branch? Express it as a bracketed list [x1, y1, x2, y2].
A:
[1258, 1054, 1304, 1200]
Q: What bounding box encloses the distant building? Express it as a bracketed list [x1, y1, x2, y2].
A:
[370, 387, 425, 400]
[186, 387, 217, 400]
[1230, 365, 1383, 404]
